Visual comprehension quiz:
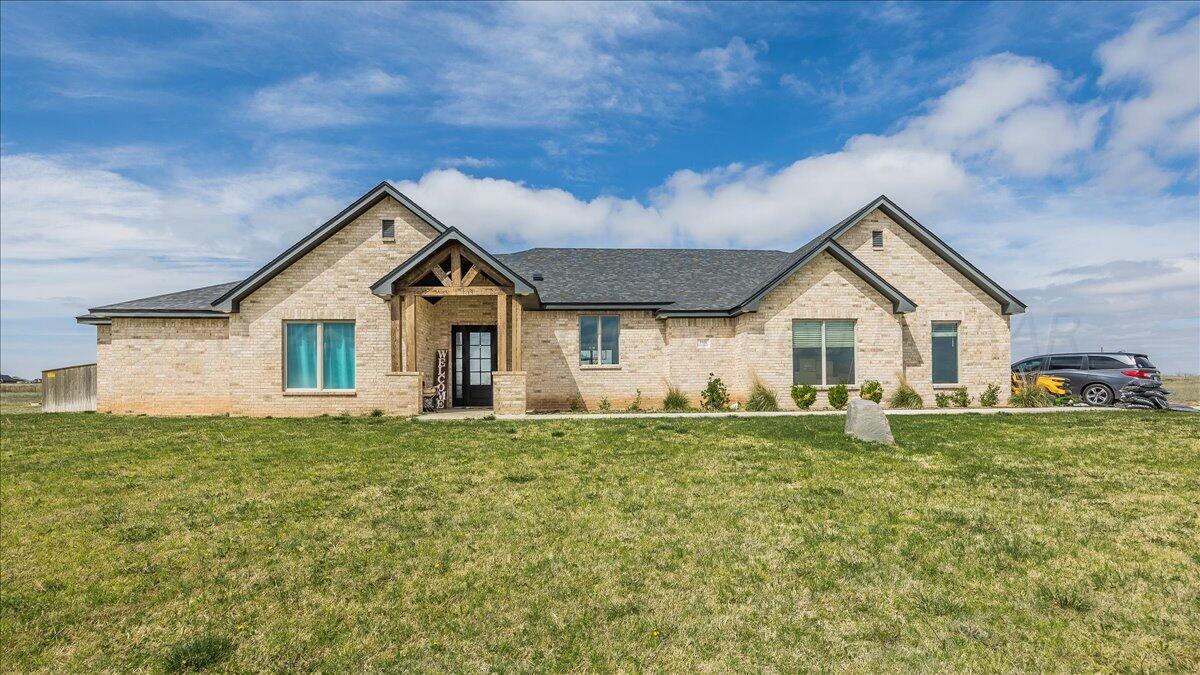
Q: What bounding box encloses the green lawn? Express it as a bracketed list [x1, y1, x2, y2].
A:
[2, 412, 1197, 671]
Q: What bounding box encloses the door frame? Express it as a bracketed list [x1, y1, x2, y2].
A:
[451, 324, 497, 407]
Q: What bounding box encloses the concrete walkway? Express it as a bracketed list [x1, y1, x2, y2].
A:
[417, 405, 1127, 421]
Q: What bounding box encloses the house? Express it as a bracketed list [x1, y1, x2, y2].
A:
[76, 182, 1025, 416]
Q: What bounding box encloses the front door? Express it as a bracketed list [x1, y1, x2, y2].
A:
[452, 325, 496, 407]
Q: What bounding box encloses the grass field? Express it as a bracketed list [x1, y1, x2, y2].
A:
[2, 411, 1198, 671]
[0, 383, 40, 412]
[1164, 375, 1200, 405]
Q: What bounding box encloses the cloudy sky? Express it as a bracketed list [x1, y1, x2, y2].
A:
[1, 1, 1197, 377]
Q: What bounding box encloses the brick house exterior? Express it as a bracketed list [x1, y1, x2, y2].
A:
[78, 183, 1025, 416]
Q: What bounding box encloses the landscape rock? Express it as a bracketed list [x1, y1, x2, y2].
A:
[844, 399, 895, 445]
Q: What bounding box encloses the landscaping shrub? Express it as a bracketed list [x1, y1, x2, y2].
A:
[626, 389, 643, 412]
[950, 386, 971, 408]
[827, 384, 850, 410]
[980, 383, 1001, 407]
[791, 384, 817, 410]
[746, 376, 779, 412]
[935, 392, 951, 408]
[860, 380, 883, 403]
[662, 384, 690, 411]
[888, 372, 924, 409]
[567, 396, 585, 413]
[1009, 374, 1054, 408]
[700, 373, 729, 410]
[597, 397, 612, 412]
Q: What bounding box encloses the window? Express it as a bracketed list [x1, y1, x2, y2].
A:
[792, 320, 855, 385]
[285, 322, 355, 390]
[931, 321, 959, 384]
[1046, 355, 1084, 370]
[579, 315, 619, 365]
[1088, 354, 1133, 370]
[1014, 357, 1044, 373]
[872, 230, 884, 248]
[381, 219, 395, 240]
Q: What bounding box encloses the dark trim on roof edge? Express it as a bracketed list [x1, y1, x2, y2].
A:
[76, 310, 227, 325]
[370, 227, 537, 298]
[830, 196, 1026, 314]
[213, 182, 449, 311]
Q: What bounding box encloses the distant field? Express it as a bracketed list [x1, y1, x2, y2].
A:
[1164, 375, 1200, 405]
[0, 383, 40, 412]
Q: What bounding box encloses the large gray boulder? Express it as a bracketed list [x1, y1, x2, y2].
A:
[844, 398, 895, 445]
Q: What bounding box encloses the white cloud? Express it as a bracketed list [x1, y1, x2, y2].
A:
[248, 69, 407, 131]
[698, 37, 767, 92]
[436, 156, 497, 169]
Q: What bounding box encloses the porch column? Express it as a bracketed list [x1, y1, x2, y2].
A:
[510, 296, 522, 371]
[495, 294, 508, 371]
[403, 294, 416, 371]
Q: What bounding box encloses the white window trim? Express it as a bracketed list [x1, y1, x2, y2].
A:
[579, 314, 620, 366]
[931, 320, 960, 385]
[793, 319, 858, 387]
[283, 320, 356, 392]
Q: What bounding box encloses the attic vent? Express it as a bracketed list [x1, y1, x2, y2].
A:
[532, 272, 544, 281]
[871, 230, 884, 248]
[381, 219, 395, 240]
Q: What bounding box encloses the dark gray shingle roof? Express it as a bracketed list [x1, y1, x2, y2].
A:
[89, 282, 241, 313]
[495, 248, 792, 309]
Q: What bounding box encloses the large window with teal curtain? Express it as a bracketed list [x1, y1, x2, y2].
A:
[792, 319, 856, 385]
[285, 321, 355, 390]
[931, 321, 959, 384]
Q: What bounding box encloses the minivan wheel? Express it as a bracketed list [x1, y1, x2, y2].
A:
[1083, 384, 1114, 406]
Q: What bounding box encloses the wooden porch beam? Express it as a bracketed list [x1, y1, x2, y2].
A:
[431, 264, 453, 287]
[460, 265, 480, 287]
[511, 296, 522, 371]
[496, 294, 508, 372]
[409, 286, 507, 297]
[450, 247, 462, 286]
[390, 294, 401, 371]
[403, 294, 416, 371]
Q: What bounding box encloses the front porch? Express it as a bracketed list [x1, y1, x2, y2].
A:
[371, 230, 535, 416]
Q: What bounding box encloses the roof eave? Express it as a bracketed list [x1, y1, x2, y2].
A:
[214, 181, 449, 311]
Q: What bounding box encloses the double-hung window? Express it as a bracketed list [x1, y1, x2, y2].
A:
[579, 315, 619, 365]
[792, 320, 855, 385]
[931, 321, 959, 384]
[285, 321, 356, 390]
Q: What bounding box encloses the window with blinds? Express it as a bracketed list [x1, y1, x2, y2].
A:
[931, 321, 958, 384]
[792, 319, 856, 385]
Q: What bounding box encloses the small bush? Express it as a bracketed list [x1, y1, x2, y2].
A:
[1009, 374, 1054, 408]
[950, 386, 971, 408]
[888, 371, 924, 409]
[370, 408, 384, 417]
[626, 389, 643, 412]
[860, 380, 883, 403]
[567, 396, 585, 413]
[791, 384, 817, 410]
[700, 373, 729, 410]
[827, 384, 850, 410]
[662, 384, 690, 411]
[597, 397, 612, 412]
[980, 383, 1001, 407]
[746, 377, 779, 412]
[935, 392, 952, 408]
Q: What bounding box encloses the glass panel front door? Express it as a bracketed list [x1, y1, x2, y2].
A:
[452, 325, 496, 407]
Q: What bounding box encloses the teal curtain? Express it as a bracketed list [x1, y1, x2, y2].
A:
[824, 320, 856, 385]
[286, 323, 318, 389]
[792, 320, 822, 385]
[932, 322, 958, 384]
[322, 323, 356, 390]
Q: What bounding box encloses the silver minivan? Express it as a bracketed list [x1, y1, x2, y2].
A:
[1011, 352, 1160, 406]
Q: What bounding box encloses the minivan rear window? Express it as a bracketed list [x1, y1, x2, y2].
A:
[1047, 355, 1084, 370]
[1134, 355, 1156, 369]
[1089, 354, 1133, 369]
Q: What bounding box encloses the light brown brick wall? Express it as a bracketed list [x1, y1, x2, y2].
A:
[836, 208, 1011, 403]
[226, 196, 439, 416]
[492, 371, 527, 415]
[97, 317, 231, 415]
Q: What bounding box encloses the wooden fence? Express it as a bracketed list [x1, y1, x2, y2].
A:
[41, 363, 97, 412]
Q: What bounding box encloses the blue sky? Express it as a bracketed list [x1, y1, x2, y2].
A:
[1, 1, 1198, 377]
